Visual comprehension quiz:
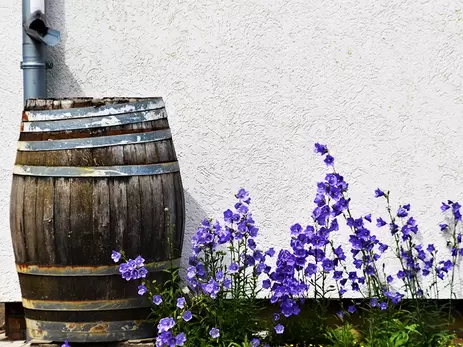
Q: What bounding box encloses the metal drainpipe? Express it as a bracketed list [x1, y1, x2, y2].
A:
[21, 0, 60, 102]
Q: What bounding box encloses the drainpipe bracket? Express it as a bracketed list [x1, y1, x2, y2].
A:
[20, 61, 53, 69]
[20, 61, 47, 70]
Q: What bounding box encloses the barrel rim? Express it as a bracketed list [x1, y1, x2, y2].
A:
[21, 108, 167, 133]
[13, 162, 180, 177]
[22, 297, 150, 311]
[24, 98, 165, 122]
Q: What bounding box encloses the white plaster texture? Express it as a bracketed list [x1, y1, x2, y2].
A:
[0, 0, 463, 301]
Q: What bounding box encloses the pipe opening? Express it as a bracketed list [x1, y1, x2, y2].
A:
[29, 18, 47, 36]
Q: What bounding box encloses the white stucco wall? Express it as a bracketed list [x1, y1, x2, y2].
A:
[1, 0, 462, 301]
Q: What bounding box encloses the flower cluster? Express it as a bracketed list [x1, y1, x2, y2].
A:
[155, 317, 186, 347]
[187, 188, 273, 299]
[265, 143, 461, 333]
[266, 144, 354, 330]
[111, 252, 148, 281]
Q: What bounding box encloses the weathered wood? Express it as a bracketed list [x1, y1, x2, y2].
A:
[10, 98, 185, 343]
[110, 178, 128, 251]
[23, 177, 38, 262]
[92, 178, 110, 268]
[41, 178, 56, 264]
[150, 175, 166, 261]
[70, 179, 94, 265]
[139, 175, 154, 260]
[10, 176, 26, 262]
[53, 178, 71, 264]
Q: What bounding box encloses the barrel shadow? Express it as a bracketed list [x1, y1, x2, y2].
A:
[45, 0, 84, 97]
[181, 190, 208, 269]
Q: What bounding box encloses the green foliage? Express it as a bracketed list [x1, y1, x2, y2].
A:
[325, 321, 359, 347]
[265, 304, 330, 346]
[359, 302, 455, 347]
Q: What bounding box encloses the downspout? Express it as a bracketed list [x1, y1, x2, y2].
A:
[21, 0, 60, 102]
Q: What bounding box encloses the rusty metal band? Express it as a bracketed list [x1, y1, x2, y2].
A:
[26, 318, 155, 342]
[21, 108, 167, 132]
[22, 297, 150, 311]
[24, 98, 165, 121]
[17, 129, 172, 151]
[16, 258, 180, 276]
[13, 161, 179, 177]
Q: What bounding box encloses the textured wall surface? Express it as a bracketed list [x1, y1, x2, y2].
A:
[1, 0, 463, 301]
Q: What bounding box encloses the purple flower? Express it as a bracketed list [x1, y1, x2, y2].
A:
[248, 238, 257, 250]
[397, 207, 408, 218]
[61, 340, 70, 347]
[122, 271, 132, 281]
[215, 270, 224, 282]
[236, 188, 251, 204]
[455, 210, 462, 221]
[273, 313, 280, 321]
[347, 305, 356, 313]
[186, 266, 196, 279]
[334, 246, 346, 261]
[274, 324, 285, 334]
[305, 263, 317, 276]
[153, 295, 163, 305]
[251, 338, 261, 347]
[333, 271, 343, 280]
[177, 297, 186, 309]
[378, 243, 388, 253]
[176, 332, 187, 346]
[209, 328, 220, 339]
[134, 255, 145, 267]
[380, 302, 388, 310]
[111, 250, 121, 263]
[223, 209, 234, 223]
[183, 311, 192, 322]
[266, 248, 275, 257]
[229, 262, 239, 273]
[138, 284, 147, 296]
[440, 223, 448, 231]
[127, 259, 136, 270]
[322, 258, 334, 272]
[441, 202, 451, 212]
[348, 271, 357, 281]
[364, 214, 372, 222]
[376, 218, 387, 227]
[427, 244, 435, 253]
[157, 317, 175, 333]
[138, 267, 148, 278]
[324, 155, 335, 166]
[370, 298, 378, 307]
[290, 223, 303, 236]
[375, 189, 385, 198]
[223, 277, 232, 289]
[262, 279, 271, 289]
[314, 143, 328, 155]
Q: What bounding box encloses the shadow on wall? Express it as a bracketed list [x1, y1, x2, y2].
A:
[45, 0, 84, 97]
[181, 190, 207, 268]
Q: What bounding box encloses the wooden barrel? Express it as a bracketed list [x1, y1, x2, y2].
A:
[9, 98, 185, 342]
